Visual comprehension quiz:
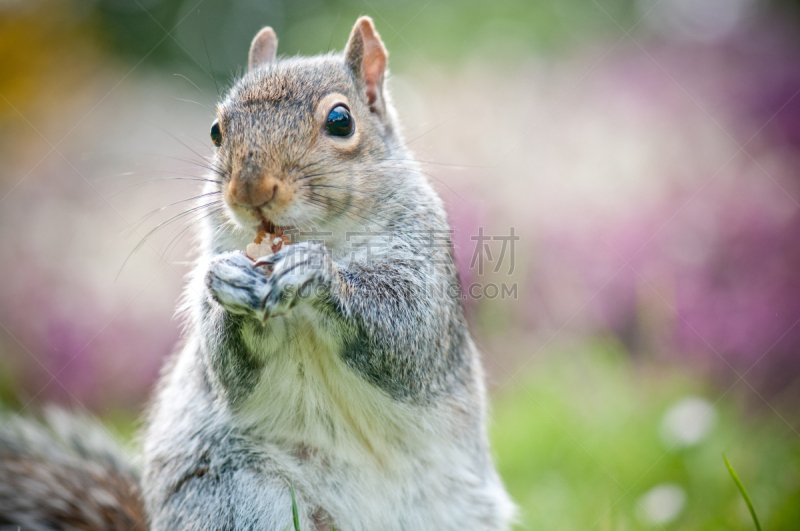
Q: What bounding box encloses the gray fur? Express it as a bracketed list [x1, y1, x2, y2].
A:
[0, 17, 514, 531]
[0, 409, 146, 531]
[145, 16, 514, 530]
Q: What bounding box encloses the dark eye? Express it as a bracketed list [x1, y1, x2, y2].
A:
[326, 105, 353, 137]
[210, 119, 222, 147]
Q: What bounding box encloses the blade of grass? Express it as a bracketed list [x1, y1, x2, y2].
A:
[723, 453, 763, 531]
[291, 482, 300, 531]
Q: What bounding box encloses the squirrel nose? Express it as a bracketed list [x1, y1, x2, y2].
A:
[229, 174, 280, 208]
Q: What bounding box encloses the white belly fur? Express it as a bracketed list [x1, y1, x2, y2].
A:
[231, 308, 503, 529]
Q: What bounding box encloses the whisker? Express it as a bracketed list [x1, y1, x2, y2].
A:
[146, 154, 227, 179]
[306, 192, 389, 225]
[390, 116, 454, 150]
[202, 33, 223, 101]
[408, 167, 463, 200]
[128, 191, 222, 230]
[304, 196, 370, 226]
[172, 97, 213, 111]
[163, 207, 224, 261]
[377, 158, 490, 169]
[307, 184, 363, 193]
[117, 200, 222, 279]
[173, 73, 218, 107]
[160, 128, 214, 162]
[108, 176, 221, 199]
[297, 168, 353, 181]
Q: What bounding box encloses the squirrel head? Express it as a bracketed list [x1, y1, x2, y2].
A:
[210, 17, 405, 245]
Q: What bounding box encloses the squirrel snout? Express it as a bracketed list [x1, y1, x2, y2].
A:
[228, 174, 281, 209]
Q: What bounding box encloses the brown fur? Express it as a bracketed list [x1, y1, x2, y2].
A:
[248, 27, 278, 70]
[0, 410, 146, 531]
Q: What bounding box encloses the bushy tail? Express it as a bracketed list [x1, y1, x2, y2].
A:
[0, 408, 146, 531]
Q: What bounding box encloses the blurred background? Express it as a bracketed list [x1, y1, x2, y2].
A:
[1, 0, 800, 528]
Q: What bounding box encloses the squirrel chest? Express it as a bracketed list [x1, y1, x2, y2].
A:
[233, 309, 436, 466]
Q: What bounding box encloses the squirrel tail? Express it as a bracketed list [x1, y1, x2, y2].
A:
[0, 408, 147, 531]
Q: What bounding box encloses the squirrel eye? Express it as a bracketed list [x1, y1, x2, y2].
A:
[326, 106, 353, 137]
[210, 119, 222, 147]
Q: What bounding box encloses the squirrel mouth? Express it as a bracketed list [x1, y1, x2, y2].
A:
[245, 217, 292, 260]
[258, 217, 280, 235]
[255, 215, 292, 236]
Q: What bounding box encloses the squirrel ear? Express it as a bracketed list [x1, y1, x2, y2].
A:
[249, 27, 278, 70]
[344, 16, 388, 113]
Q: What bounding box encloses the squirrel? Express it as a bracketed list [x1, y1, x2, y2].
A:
[0, 17, 514, 531]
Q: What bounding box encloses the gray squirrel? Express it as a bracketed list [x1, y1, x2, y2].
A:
[0, 17, 514, 531]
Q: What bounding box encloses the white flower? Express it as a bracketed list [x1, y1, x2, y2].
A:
[637, 483, 687, 525]
[659, 396, 717, 448]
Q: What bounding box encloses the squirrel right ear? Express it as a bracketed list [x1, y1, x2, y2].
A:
[344, 16, 388, 114]
[249, 27, 278, 70]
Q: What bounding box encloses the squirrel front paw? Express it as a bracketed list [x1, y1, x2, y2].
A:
[253, 240, 336, 318]
[206, 252, 271, 319]
[205, 242, 335, 321]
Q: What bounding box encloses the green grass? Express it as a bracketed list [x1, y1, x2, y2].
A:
[280, 339, 797, 529]
[490, 340, 800, 530]
[288, 482, 335, 531]
[8, 337, 797, 529]
[724, 454, 763, 531]
[291, 482, 300, 531]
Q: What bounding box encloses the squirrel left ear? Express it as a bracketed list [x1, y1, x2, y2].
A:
[249, 27, 278, 70]
[344, 16, 388, 114]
